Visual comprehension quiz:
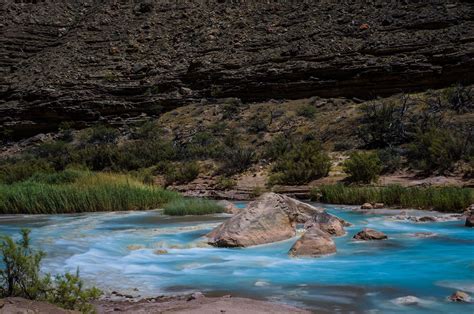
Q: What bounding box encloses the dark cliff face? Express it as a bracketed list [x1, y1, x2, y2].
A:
[1, 0, 473, 138]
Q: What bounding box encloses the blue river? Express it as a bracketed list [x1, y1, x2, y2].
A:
[0, 203, 473, 313]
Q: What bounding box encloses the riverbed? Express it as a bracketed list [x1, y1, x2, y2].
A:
[0, 203, 473, 313]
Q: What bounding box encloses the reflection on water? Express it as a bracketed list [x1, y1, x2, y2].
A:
[0, 204, 473, 313]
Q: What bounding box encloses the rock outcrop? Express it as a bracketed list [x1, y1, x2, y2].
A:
[353, 228, 388, 240]
[1, 1, 473, 138]
[289, 227, 336, 257]
[216, 200, 240, 215]
[207, 193, 344, 248]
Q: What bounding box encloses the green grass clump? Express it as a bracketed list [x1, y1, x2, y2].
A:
[0, 172, 178, 214]
[310, 184, 473, 212]
[163, 198, 224, 216]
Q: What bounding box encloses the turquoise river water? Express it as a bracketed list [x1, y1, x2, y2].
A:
[0, 203, 473, 313]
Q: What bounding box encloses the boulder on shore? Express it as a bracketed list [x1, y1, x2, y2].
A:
[207, 193, 344, 248]
[353, 228, 388, 240]
[289, 227, 336, 257]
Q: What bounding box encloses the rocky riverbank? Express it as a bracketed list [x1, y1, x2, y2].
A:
[0, 294, 310, 314]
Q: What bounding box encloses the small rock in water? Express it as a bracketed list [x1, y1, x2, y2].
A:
[392, 295, 422, 306]
[410, 232, 437, 238]
[127, 244, 145, 250]
[448, 291, 471, 302]
[289, 228, 337, 257]
[153, 249, 168, 255]
[353, 228, 387, 241]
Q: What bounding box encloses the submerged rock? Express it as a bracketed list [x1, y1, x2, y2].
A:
[353, 228, 387, 240]
[392, 295, 423, 306]
[289, 228, 336, 257]
[207, 193, 344, 248]
[448, 291, 471, 303]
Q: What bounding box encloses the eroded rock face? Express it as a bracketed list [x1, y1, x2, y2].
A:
[1, 1, 473, 138]
[289, 228, 336, 257]
[207, 193, 341, 247]
[353, 228, 388, 240]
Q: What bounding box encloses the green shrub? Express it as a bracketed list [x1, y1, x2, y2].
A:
[0, 159, 53, 184]
[296, 104, 317, 118]
[443, 84, 473, 113]
[269, 141, 331, 185]
[407, 128, 466, 174]
[358, 100, 409, 148]
[343, 151, 382, 184]
[85, 125, 119, 144]
[219, 146, 256, 176]
[377, 148, 403, 174]
[264, 135, 293, 161]
[311, 184, 473, 212]
[215, 176, 237, 190]
[163, 198, 224, 216]
[0, 230, 101, 312]
[164, 162, 199, 185]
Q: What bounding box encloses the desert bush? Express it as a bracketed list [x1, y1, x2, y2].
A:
[0, 159, 53, 184]
[296, 104, 317, 118]
[28, 169, 85, 185]
[0, 230, 101, 312]
[221, 98, 241, 119]
[443, 83, 473, 113]
[163, 198, 224, 216]
[84, 125, 119, 144]
[215, 176, 237, 190]
[377, 147, 403, 174]
[219, 146, 256, 176]
[164, 162, 200, 185]
[269, 141, 331, 185]
[407, 128, 465, 174]
[343, 151, 382, 184]
[358, 99, 409, 148]
[264, 135, 293, 161]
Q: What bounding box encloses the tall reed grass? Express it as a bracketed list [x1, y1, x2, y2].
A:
[310, 184, 473, 212]
[163, 198, 224, 216]
[0, 172, 178, 214]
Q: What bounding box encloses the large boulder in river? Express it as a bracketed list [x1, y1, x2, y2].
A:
[289, 227, 336, 257]
[207, 193, 342, 247]
[304, 214, 346, 237]
[353, 228, 387, 240]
